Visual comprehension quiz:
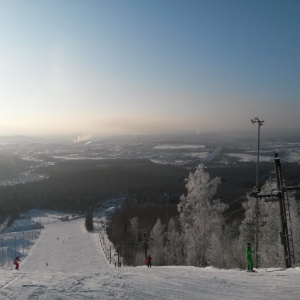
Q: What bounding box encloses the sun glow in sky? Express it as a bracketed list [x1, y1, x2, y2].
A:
[0, 0, 300, 137]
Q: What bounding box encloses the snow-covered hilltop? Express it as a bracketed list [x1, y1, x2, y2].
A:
[0, 210, 299, 299]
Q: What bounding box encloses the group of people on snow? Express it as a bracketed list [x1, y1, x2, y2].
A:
[12, 245, 252, 271]
[145, 244, 253, 271]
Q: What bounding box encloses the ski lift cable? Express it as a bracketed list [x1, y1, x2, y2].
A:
[224, 189, 276, 218]
[223, 208, 245, 217]
[226, 195, 247, 206]
[228, 187, 279, 206]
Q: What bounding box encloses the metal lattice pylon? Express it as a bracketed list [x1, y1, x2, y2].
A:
[275, 155, 295, 268]
[282, 191, 295, 266]
[254, 154, 300, 268]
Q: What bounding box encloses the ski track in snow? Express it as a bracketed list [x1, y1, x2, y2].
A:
[0, 216, 299, 299]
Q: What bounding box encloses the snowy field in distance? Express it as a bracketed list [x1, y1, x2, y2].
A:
[224, 153, 272, 162]
[0, 209, 299, 299]
[153, 145, 206, 150]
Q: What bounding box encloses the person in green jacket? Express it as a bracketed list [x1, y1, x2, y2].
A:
[246, 243, 254, 272]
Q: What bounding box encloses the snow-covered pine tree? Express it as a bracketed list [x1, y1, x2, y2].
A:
[238, 192, 259, 266]
[127, 217, 139, 265]
[85, 211, 94, 232]
[238, 185, 274, 268]
[258, 181, 283, 267]
[149, 218, 165, 266]
[206, 215, 233, 268]
[178, 164, 227, 267]
[129, 217, 139, 243]
[165, 217, 184, 265]
[259, 188, 300, 267]
[288, 195, 300, 266]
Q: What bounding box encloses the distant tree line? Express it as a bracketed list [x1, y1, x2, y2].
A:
[0, 159, 187, 224]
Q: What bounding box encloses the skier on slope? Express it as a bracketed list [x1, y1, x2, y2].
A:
[245, 243, 254, 272]
[147, 255, 152, 268]
[14, 256, 21, 270]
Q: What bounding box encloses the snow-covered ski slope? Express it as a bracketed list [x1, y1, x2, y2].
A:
[0, 211, 300, 299]
[22, 218, 108, 273]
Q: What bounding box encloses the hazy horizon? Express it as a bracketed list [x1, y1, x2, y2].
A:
[1, 0, 299, 137]
[1, 127, 300, 141]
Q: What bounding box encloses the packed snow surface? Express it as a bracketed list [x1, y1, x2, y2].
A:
[0, 211, 300, 299]
[153, 145, 206, 150]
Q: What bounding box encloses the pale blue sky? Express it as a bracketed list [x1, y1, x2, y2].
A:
[0, 0, 299, 136]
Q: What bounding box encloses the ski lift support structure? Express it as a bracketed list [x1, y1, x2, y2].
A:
[252, 153, 300, 268]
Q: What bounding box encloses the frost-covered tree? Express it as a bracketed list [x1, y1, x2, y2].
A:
[261, 188, 300, 267]
[149, 218, 165, 266]
[165, 217, 184, 265]
[238, 192, 260, 261]
[206, 218, 235, 268]
[220, 222, 242, 268]
[129, 217, 139, 243]
[238, 182, 280, 267]
[127, 217, 140, 265]
[178, 164, 228, 267]
[239, 180, 300, 268]
[258, 181, 283, 267]
[288, 196, 300, 266]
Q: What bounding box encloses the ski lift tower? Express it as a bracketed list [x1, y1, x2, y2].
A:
[254, 153, 300, 268]
[274, 154, 298, 268]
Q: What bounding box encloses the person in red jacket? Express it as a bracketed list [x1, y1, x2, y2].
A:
[147, 255, 152, 268]
[14, 256, 20, 270]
